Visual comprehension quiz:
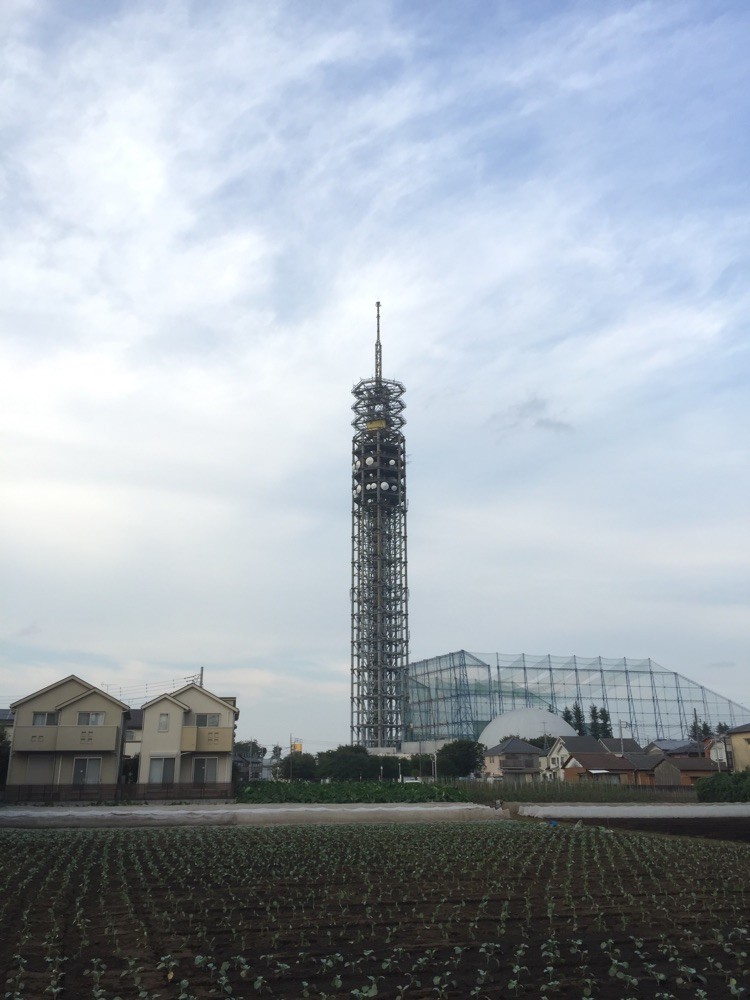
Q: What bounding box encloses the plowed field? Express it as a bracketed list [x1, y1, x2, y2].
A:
[1, 823, 747, 998]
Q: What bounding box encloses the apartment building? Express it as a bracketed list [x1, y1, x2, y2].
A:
[5, 675, 239, 800]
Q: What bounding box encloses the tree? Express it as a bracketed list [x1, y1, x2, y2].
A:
[271, 744, 283, 762]
[688, 709, 702, 741]
[276, 752, 318, 782]
[588, 705, 601, 739]
[317, 745, 381, 782]
[436, 740, 485, 778]
[562, 706, 574, 727]
[235, 740, 267, 758]
[598, 707, 613, 739]
[407, 753, 434, 778]
[716, 722, 730, 735]
[571, 702, 586, 736]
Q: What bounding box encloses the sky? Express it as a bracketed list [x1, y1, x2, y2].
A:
[1, 0, 749, 753]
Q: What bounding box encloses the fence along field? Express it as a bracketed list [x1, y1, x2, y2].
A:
[1, 823, 748, 998]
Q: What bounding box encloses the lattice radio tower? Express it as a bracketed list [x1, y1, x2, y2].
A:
[351, 303, 409, 748]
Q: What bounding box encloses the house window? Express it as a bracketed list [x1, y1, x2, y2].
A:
[148, 757, 176, 783]
[158, 713, 169, 732]
[196, 713, 221, 727]
[73, 757, 101, 785]
[77, 711, 105, 726]
[193, 757, 218, 783]
[33, 712, 58, 726]
[125, 730, 137, 742]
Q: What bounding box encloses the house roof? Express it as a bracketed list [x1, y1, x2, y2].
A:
[56, 688, 130, 712]
[10, 675, 129, 711]
[645, 739, 702, 754]
[0, 709, 14, 724]
[553, 736, 602, 753]
[126, 708, 143, 728]
[141, 692, 191, 712]
[10, 674, 90, 710]
[169, 683, 240, 716]
[727, 722, 750, 734]
[655, 756, 719, 772]
[485, 738, 543, 756]
[624, 752, 665, 771]
[599, 738, 643, 754]
[565, 753, 636, 772]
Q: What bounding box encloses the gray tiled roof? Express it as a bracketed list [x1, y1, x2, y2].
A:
[600, 738, 643, 754]
[485, 737, 543, 756]
[555, 736, 602, 753]
[565, 752, 636, 771]
[624, 752, 665, 771]
[655, 756, 718, 772]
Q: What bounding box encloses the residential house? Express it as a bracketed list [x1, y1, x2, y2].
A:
[726, 723, 750, 772]
[653, 756, 719, 787]
[121, 708, 143, 782]
[7, 676, 128, 789]
[704, 735, 733, 772]
[233, 749, 273, 782]
[644, 739, 704, 758]
[622, 752, 665, 786]
[138, 683, 239, 787]
[561, 752, 636, 784]
[483, 738, 542, 782]
[0, 708, 15, 738]
[542, 736, 602, 780]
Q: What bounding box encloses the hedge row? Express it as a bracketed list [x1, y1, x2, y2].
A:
[695, 771, 750, 802]
[237, 781, 469, 804]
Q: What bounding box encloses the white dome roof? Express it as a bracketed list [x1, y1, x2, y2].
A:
[478, 708, 576, 747]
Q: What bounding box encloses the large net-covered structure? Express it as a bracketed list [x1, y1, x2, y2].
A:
[404, 651, 750, 745]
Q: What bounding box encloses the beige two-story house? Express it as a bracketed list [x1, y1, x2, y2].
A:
[726, 723, 750, 772]
[138, 683, 239, 786]
[8, 675, 129, 787]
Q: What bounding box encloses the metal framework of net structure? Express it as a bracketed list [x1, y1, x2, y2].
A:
[350, 304, 409, 748]
[405, 650, 750, 744]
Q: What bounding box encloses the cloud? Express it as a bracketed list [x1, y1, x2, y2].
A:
[1, 0, 749, 737]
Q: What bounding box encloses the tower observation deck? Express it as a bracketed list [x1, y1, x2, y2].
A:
[351, 303, 409, 748]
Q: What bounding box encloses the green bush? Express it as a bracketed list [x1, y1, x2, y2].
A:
[696, 770, 750, 802]
[237, 781, 469, 804]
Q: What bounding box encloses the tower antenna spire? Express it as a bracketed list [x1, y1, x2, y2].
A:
[375, 300, 382, 381]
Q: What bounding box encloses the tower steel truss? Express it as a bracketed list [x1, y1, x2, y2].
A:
[351, 303, 409, 748]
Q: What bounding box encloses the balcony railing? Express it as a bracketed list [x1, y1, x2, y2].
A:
[180, 727, 233, 753]
[12, 726, 121, 752]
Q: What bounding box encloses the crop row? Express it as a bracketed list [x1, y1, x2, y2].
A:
[0, 822, 748, 998]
